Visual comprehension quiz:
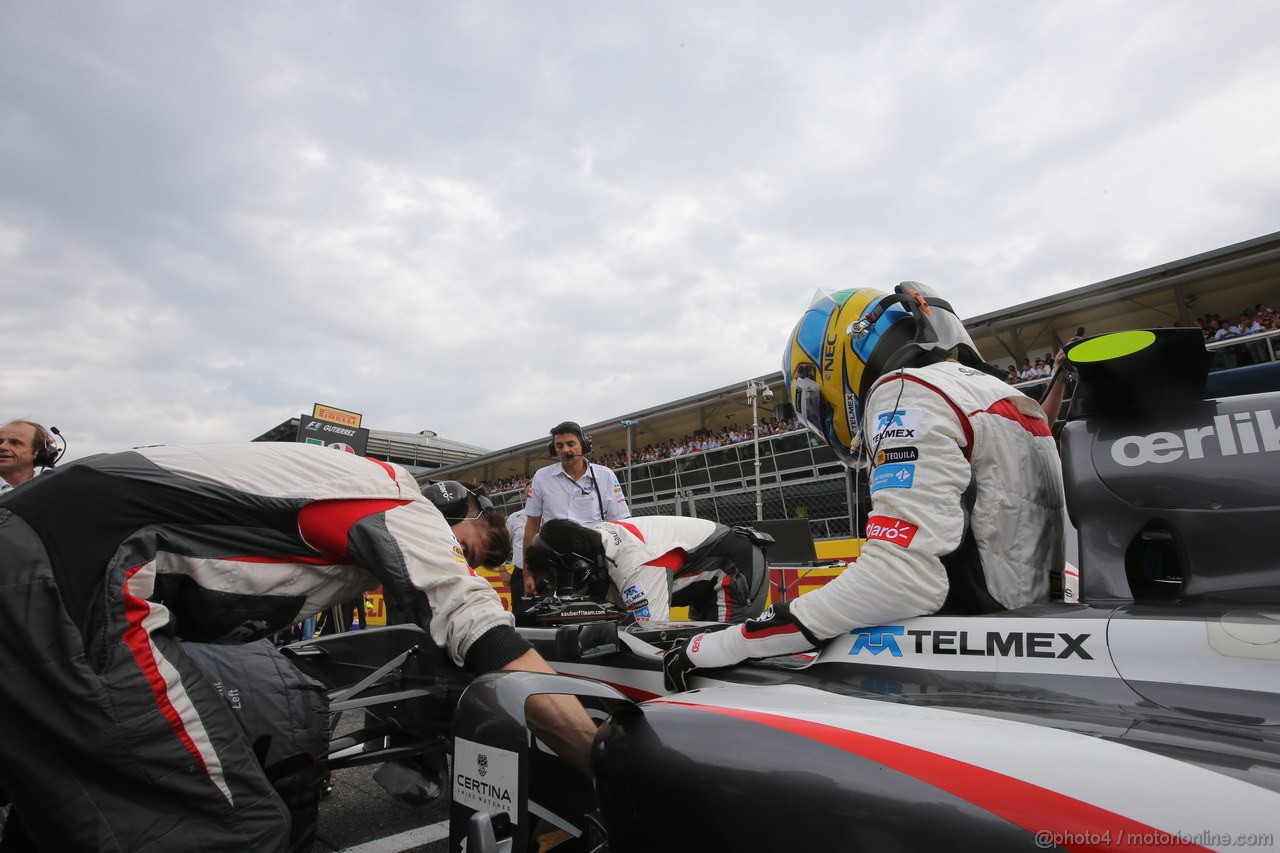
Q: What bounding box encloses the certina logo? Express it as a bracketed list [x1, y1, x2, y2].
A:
[478, 754, 488, 777]
[849, 626, 1094, 659]
[869, 407, 922, 443]
[455, 773, 512, 803]
[1110, 409, 1280, 467]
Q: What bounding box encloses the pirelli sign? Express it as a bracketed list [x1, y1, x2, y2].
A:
[297, 403, 369, 456]
[312, 404, 363, 428]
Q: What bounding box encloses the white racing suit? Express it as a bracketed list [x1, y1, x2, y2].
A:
[686, 361, 1065, 668]
[0, 443, 527, 852]
[594, 516, 768, 623]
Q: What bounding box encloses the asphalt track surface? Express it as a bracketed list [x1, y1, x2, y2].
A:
[314, 711, 452, 853]
[0, 710, 454, 853]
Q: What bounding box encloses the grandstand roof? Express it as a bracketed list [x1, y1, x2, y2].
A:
[966, 230, 1280, 367]
[249, 232, 1279, 491]
[252, 418, 491, 476]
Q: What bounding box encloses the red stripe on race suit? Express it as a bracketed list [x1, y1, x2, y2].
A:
[979, 399, 1053, 437]
[741, 622, 802, 640]
[297, 499, 411, 562]
[121, 564, 209, 774]
[650, 702, 1212, 853]
[614, 520, 645, 542]
[367, 458, 399, 480]
[646, 548, 686, 570]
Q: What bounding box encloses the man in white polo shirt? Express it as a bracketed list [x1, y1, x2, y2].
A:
[521, 420, 630, 595]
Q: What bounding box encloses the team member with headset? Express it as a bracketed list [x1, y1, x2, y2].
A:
[0, 420, 62, 492]
[521, 420, 631, 596]
[664, 283, 1066, 690]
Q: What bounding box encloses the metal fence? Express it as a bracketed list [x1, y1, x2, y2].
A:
[488, 428, 860, 540]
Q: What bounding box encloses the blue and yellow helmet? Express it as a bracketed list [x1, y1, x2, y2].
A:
[783, 288, 916, 462]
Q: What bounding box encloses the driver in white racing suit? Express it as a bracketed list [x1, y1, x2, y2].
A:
[526, 516, 769, 623]
[665, 284, 1065, 689]
[0, 443, 596, 851]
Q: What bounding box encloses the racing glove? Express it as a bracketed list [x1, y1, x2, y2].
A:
[662, 635, 702, 693]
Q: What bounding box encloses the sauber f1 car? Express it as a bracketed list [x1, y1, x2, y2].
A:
[287, 329, 1280, 852]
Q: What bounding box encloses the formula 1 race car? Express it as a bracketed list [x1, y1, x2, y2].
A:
[289, 329, 1280, 852]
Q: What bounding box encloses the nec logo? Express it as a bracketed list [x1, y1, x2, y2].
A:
[822, 335, 838, 374]
[849, 626, 904, 656]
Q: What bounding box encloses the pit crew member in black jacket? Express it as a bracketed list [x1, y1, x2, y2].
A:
[526, 515, 768, 623]
[0, 443, 596, 852]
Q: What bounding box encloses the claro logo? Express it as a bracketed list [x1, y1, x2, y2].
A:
[1110, 409, 1280, 467]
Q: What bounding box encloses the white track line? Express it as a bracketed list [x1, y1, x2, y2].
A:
[340, 818, 451, 853]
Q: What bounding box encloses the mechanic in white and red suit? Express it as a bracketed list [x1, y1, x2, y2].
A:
[665, 283, 1065, 690]
[0, 442, 597, 851]
[527, 515, 769, 624]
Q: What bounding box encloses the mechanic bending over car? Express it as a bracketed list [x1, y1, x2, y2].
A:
[526, 515, 770, 623]
[665, 283, 1066, 690]
[0, 443, 598, 852]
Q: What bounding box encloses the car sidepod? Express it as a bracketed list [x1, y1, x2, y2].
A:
[591, 685, 1280, 852]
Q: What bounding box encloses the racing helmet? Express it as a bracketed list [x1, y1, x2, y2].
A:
[784, 281, 995, 461]
[421, 480, 494, 524]
[525, 520, 609, 598]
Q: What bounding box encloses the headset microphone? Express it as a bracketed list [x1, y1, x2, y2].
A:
[35, 426, 67, 468]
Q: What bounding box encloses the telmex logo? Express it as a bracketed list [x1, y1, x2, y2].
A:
[1110, 409, 1280, 467]
[849, 626, 1093, 659]
[869, 406, 921, 443]
[877, 410, 907, 429]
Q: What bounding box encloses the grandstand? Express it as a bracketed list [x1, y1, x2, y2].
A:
[417, 231, 1280, 555]
[251, 231, 1278, 558]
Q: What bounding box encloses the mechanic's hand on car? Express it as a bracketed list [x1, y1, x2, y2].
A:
[663, 636, 700, 692]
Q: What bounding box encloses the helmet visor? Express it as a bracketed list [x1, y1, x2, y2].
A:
[791, 361, 827, 443]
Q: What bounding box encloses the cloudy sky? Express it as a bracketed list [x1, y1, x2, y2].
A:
[3, 1, 1278, 461]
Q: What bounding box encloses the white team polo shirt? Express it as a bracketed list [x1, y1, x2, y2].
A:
[526, 462, 630, 524]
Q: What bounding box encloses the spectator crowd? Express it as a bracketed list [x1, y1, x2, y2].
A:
[1193, 304, 1276, 342]
[1001, 303, 1277, 385]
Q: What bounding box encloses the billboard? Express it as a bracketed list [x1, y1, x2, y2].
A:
[296, 414, 370, 456]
